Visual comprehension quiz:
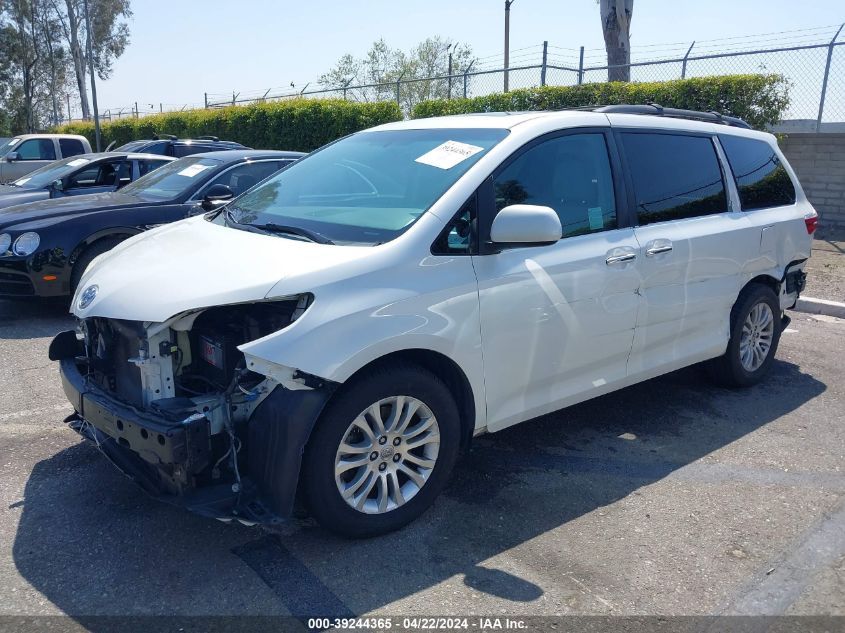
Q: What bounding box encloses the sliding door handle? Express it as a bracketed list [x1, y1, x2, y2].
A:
[646, 245, 673, 256]
[606, 253, 636, 265]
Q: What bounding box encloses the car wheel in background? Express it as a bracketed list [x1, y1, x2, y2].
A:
[70, 237, 125, 296]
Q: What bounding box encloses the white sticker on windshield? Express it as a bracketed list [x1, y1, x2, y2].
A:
[14, 177, 30, 186]
[177, 164, 210, 178]
[8, 138, 20, 147]
[67, 158, 89, 167]
[415, 140, 484, 170]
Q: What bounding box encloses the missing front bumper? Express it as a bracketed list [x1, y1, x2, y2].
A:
[55, 335, 337, 525]
[59, 356, 280, 524]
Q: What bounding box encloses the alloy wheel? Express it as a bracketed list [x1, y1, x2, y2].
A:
[334, 395, 440, 514]
[739, 301, 775, 372]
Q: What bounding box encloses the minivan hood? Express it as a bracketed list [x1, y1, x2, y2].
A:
[74, 215, 373, 322]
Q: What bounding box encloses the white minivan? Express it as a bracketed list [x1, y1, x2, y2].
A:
[51, 106, 817, 537]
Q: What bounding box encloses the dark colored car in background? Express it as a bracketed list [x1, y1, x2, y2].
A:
[113, 135, 249, 157]
[0, 152, 174, 210]
[0, 149, 303, 298]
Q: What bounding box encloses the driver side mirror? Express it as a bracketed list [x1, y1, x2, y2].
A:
[51, 178, 64, 193]
[489, 204, 562, 247]
[200, 183, 234, 211]
[6, 151, 19, 162]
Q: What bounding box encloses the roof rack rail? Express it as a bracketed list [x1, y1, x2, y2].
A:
[196, 135, 220, 141]
[152, 133, 178, 141]
[581, 104, 751, 129]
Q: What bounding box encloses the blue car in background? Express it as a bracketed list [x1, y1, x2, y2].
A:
[0, 152, 175, 211]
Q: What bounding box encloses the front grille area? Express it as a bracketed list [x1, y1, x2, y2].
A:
[84, 318, 145, 407]
[0, 270, 35, 296]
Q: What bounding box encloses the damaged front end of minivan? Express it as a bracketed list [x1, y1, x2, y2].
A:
[49, 293, 338, 525]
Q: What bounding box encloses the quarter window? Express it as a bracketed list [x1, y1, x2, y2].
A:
[621, 133, 727, 225]
[432, 195, 476, 255]
[16, 139, 56, 161]
[719, 135, 796, 210]
[493, 133, 617, 238]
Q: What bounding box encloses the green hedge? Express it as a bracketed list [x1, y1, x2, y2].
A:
[54, 75, 789, 149]
[54, 98, 403, 152]
[411, 75, 790, 130]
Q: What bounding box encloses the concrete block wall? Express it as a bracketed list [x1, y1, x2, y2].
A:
[779, 133, 845, 239]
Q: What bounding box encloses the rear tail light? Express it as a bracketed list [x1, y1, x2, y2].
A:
[804, 212, 819, 235]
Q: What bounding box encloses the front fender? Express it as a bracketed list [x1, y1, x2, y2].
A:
[238, 258, 487, 431]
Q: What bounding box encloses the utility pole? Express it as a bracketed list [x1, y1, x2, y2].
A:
[447, 43, 454, 100]
[83, 0, 101, 151]
[504, 0, 515, 92]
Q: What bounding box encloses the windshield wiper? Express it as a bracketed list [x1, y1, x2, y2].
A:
[249, 223, 334, 245]
[222, 208, 334, 244]
[245, 221, 334, 245]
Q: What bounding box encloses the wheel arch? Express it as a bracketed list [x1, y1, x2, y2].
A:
[743, 274, 780, 297]
[69, 227, 141, 268]
[334, 348, 477, 451]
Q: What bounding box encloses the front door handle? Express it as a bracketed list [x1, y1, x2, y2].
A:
[606, 252, 636, 265]
[646, 245, 673, 256]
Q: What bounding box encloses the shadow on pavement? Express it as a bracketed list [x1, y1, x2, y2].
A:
[0, 298, 72, 340]
[12, 359, 826, 622]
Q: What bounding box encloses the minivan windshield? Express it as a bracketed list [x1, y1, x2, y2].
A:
[10, 155, 94, 189]
[220, 128, 509, 245]
[121, 156, 222, 200]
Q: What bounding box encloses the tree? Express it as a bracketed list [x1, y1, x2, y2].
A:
[52, 0, 131, 119]
[0, 0, 59, 132]
[40, 3, 68, 126]
[599, 0, 633, 82]
[320, 36, 473, 111]
[0, 0, 77, 132]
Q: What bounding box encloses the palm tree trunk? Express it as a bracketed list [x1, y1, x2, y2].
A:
[600, 0, 633, 82]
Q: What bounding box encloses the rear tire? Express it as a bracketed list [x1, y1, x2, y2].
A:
[301, 363, 460, 538]
[70, 237, 125, 295]
[709, 283, 782, 388]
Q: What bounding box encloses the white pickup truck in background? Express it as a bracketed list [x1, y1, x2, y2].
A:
[0, 134, 92, 183]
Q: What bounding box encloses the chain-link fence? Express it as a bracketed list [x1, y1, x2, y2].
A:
[204, 24, 845, 129]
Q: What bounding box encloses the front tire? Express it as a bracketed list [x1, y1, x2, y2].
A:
[301, 364, 460, 538]
[709, 283, 782, 388]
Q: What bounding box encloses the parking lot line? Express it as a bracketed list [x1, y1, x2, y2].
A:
[721, 498, 845, 615]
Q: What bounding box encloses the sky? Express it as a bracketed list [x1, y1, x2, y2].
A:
[93, 0, 845, 116]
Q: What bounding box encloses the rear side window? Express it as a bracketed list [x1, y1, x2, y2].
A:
[719, 135, 796, 210]
[59, 138, 86, 157]
[201, 160, 286, 197]
[138, 159, 171, 177]
[621, 133, 727, 225]
[174, 143, 213, 158]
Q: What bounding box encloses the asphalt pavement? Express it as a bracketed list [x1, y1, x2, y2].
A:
[0, 297, 843, 629]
